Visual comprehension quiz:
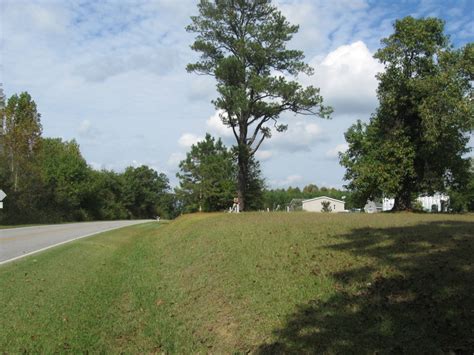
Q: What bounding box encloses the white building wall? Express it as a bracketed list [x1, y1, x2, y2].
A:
[302, 198, 345, 212]
[382, 193, 449, 212]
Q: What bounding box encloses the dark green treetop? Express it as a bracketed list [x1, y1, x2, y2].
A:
[340, 16, 473, 210]
[177, 133, 235, 212]
[186, 0, 331, 210]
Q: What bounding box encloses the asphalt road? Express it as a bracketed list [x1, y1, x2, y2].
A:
[0, 220, 154, 265]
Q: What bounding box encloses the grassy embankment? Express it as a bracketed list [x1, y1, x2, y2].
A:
[1, 213, 472, 353]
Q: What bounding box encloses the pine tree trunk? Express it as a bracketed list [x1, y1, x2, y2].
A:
[237, 145, 249, 212]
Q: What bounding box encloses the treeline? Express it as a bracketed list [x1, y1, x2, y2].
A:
[0, 91, 352, 224]
[173, 133, 352, 213]
[0, 92, 175, 224]
[263, 185, 354, 211]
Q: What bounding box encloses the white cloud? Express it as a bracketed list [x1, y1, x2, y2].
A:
[78, 119, 100, 139]
[188, 76, 216, 101]
[270, 174, 304, 187]
[268, 119, 326, 153]
[167, 152, 185, 166]
[326, 143, 349, 159]
[3, 0, 470, 192]
[206, 111, 326, 154]
[255, 149, 273, 161]
[308, 41, 384, 116]
[206, 110, 234, 138]
[178, 133, 202, 148]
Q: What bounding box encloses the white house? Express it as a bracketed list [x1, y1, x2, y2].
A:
[382, 193, 449, 212]
[302, 196, 345, 213]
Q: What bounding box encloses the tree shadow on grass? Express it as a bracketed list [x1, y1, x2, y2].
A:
[257, 220, 474, 354]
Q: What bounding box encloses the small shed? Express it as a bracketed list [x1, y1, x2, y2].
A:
[302, 196, 345, 213]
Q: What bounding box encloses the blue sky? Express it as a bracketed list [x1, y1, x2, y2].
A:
[1, 0, 473, 188]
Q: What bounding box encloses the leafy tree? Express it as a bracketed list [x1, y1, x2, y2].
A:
[122, 165, 171, 219]
[449, 158, 474, 212]
[84, 169, 128, 220]
[1, 92, 42, 192]
[242, 154, 265, 210]
[340, 17, 473, 210]
[263, 185, 352, 210]
[186, 0, 331, 210]
[177, 134, 235, 212]
[0, 92, 44, 223]
[0, 84, 5, 132]
[321, 200, 332, 212]
[38, 138, 92, 221]
[303, 184, 319, 194]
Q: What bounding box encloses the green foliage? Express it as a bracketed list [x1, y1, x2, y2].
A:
[177, 134, 235, 212]
[263, 184, 352, 210]
[123, 166, 173, 219]
[38, 138, 91, 221]
[242, 154, 265, 210]
[449, 158, 474, 212]
[1, 92, 42, 191]
[0, 92, 44, 223]
[187, 0, 331, 209]
[83, 169, 129, 220]
[321, 200, 332, 212]
[341, 17, 473, 210]
[0, 92, 177, 223]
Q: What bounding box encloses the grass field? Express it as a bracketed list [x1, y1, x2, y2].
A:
[0, 213, 473, 353]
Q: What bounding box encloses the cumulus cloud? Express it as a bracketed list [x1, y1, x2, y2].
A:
[255, 150, 273, 161]
[205, 111, 326, 153]
[188, 76, 216, 102]
[74, 49, 180, 83]
[206, 110, 234, 138]
[3, 0, 471, 191]
[178, 133, 202, 148]
[78, 119, 101, 139]
[167, 152, 185, 167]
[270, 174, 304, 187]
[307, 41, 384, 116]
[268, 119, 327, 153]
[326, 143, 349, 159]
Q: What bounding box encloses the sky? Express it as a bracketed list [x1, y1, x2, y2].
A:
[1, 0, 473, 189]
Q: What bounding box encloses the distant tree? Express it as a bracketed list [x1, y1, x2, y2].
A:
[242, 154, 265, 210]
[0, 84, 5, 135]
[0, 92, 44, 224]
[187, 0, 331, 210]
[123, 166, 171, 219]
[38, 138, 91, 221]
[340, 17, 473, 210]
[1, 92, 42, 191]
[303, 184, 319, 194]
[177, 134, 235, 212]
[84, 169, 128, 220]
[262, 185, 351, 211]
[321, 200, 332, 212]
[449, 158, 474, 212]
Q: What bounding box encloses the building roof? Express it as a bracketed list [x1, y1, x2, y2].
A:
[302, 196, 345, 204]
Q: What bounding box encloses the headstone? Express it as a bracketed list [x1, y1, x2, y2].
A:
[0, 189, 6, 209]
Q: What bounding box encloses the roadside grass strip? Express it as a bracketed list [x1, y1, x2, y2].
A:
[1, 214, 472, 353]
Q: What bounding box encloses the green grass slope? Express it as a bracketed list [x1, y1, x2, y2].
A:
[1, 213, 473, 353]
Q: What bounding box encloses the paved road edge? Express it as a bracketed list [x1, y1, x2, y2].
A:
[0, 221, 154, 266]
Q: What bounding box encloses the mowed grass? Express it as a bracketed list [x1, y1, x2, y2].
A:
[0, 213, 473, 353]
